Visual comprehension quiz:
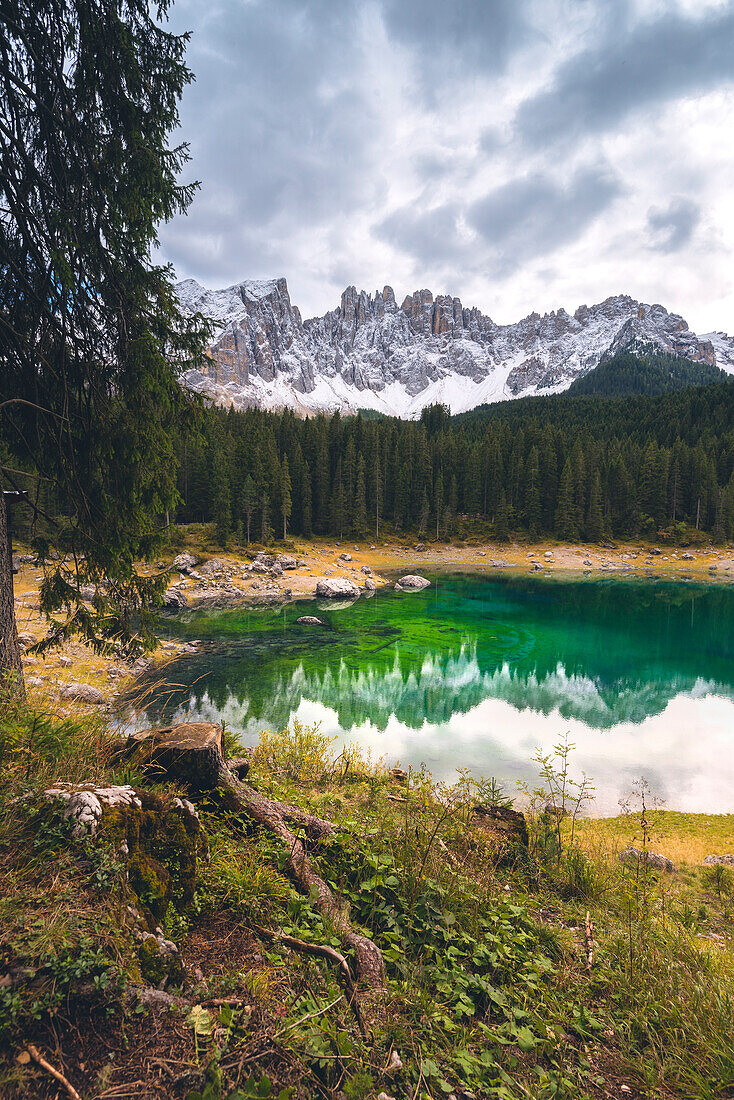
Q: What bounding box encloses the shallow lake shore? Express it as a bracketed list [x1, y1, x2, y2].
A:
[11, 534, 734, 722]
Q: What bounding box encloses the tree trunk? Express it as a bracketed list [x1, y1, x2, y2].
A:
[0, 489, 25, 698]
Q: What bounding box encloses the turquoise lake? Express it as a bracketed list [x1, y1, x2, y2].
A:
[133, 573, 734, 814]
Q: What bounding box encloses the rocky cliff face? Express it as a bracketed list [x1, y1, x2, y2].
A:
[176, 277, 734, 417]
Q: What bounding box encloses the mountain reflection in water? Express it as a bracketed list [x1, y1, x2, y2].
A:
[126, 573, 734, 813]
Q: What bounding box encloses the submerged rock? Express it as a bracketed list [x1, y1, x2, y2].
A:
[297, 615, 325, 625]
[395, 574, 430, 591]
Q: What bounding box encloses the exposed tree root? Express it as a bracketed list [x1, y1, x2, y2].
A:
[216, 763, 386, 989]
[252, 924, 370, 1038]
[25, 1045, 82, 1100]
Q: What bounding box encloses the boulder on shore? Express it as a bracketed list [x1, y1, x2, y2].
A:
[276, 554, 298, 569]
[59, 683, 106, 705]
[163, 587, 188, 610]
[395, 575, 430, 591]
[172, 552, 199, 573]
[620, 847, 676, 873]
[315, 578, 360, 599]
[198, 558, 226, 576]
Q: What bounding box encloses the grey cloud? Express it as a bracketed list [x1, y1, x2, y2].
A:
[646, 197, 701, 253]
[160, 0, 384, 284]
[381, 0, 532, 83]
[467, 167, 621, 270]
[372, 166, 620, 278]
[517, 5, 734, 147]
[374, 202, 463, 267]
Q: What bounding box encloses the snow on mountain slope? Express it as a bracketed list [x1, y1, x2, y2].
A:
[176, 277, 734, 417]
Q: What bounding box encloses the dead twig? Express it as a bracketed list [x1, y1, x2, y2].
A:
[585, 909, 595, 970]
[252, 924, 370, 1039]
[272, 994, 343, 1039]
[26, 1045, 82, 1100]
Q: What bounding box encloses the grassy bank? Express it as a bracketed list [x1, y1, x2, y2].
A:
[1, 699, 734, 1100]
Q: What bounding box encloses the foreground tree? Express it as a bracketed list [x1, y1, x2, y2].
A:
[0, 0, 211, 694]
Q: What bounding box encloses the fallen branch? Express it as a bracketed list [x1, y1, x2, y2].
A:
[584, 909, 595, 970]
[26, 1045, 82, 1100]
[252, 924, 370, 1039]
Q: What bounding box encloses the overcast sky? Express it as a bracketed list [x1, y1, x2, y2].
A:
[159, 0, 734, 333]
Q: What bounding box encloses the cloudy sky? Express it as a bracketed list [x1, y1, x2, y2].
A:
[159, 0, 734, 333]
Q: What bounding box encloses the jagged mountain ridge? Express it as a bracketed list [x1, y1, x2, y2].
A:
[177, 276, 734, 417]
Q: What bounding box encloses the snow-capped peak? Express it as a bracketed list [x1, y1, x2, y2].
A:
[175, 276, 734, 417]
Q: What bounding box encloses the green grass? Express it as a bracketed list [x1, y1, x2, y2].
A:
[2, 703, 734, 1098]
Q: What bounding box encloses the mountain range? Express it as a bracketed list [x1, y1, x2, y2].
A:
[176, 276, 734, 417]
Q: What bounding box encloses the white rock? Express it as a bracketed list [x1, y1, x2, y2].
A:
[395, 575, 430, 591]
[315, 578, 360, 599]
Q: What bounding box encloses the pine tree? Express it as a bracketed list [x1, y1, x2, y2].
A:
[585, 470, 604, 541]
[495, 488, 509, 541]
[280, 456, 292, 541]
[555, 459, 578, 540]
[524, 446, 541, 535]
[373, 438, 382, 539]
[434, 471, 444, 540]
[0, 0, 210, 689]
[301, 461, 313, 538]
[330, 459, 346, 538]
[353, 456, 367, 535]
[213, 464, 232, 547]
[241, 474, 256, 545]
[260, 493, 272, 545]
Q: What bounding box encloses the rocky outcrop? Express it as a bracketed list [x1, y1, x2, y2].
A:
[163, 586, 188, 609]
[172, 552, 199, 573]
[703, 854, 734, 866]
[177, 277, 734, 417]
[620, 847, 676, 873]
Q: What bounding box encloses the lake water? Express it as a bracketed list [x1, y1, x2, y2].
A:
[131, 573, 734, 814]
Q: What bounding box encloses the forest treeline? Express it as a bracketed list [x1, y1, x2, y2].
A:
[565, 347, 727, 398]
[175, 369, 734, 545]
